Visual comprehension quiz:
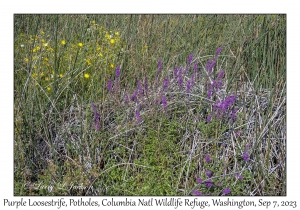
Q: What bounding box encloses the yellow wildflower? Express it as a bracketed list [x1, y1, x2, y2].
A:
[91, 20, 96, 25]
[110, 64, 114, 68]
[45, 77, 49, 81]
[86, 59, 91, 65]
[47, 87, 51, 91]
[43, 43, 48, 47]
[40, 72, 45, 77]
[61, 40, 66, 45]
[115, 32, 119, 36]
[41, 39, 45, 43]
[32, 73, 38, 78]
[78, 42, 83, 47]
[84, 73, 90, 79]
[40, 30, 45, 35]
[24, 58, 29, 63]
[99, 53, 103, 57]
[110, 39, 115, 44]
[59, 74, 63, 78]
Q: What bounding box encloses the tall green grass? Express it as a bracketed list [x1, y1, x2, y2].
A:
[14, 14, 286, 196]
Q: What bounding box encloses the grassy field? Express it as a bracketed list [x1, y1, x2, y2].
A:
[14, 14, 286, 196]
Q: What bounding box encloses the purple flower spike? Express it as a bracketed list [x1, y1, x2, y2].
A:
[115, 65, 121, 78]
[193, 190, 203, 196]
[206, 59, 216, 73]
[188, 54, 194, 65]
[205, 180, 213, 187]
[242, 151, 250, 162]
[223, 188, 231, 195]
[236, 173, 243, 180]
[162, 95, 167, 110]
[163, 78, 169, 91]
[206, 114, 212, 123]
[196, 177, 202, 184]
[194, 63, 198, 73]
[206, 170, 213, 178]
[157, 60, 162, 73]
[218, 70, 225, 79]
[205, 155, 211, 163]
[215, 47, 223, 58]
[186, 80, 191, 93]
[131, 90, 138, 102]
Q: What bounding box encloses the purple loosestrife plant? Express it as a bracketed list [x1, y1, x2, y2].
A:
[205, 155, 211, 163]
[206, 59, 216, 73]
[206, 114, 212, 123]
[223, 188, 231, 195]
[135, 110, 142, 124]
[188, 53, 194, 65]
[193, 190, 203, 196]
[242, 151, 250, 162]
[194, 63, 198, 74]
[205, 180, 213, 188]
[130, 90, 138, 102]
[115, 65, 121, 78]
[163, 78, 169, 91]
[161, 95, 167, 110]
[196, 177, 203, 184]
[206, 170, 213, 178]
[186, 79, 192, 93]
[214, 47, 222, 59]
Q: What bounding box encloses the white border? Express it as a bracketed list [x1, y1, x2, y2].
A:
[1, 0, 299, 209]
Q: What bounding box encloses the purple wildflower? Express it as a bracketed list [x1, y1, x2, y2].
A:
[215, 47, 222, 58]
[236, 173, 243, 180]
[107, 78, 112, 92]
[242, 151, 250, 162]
[115, 65, 121, 78]
[246, 144, 251, 150]
[178, 72, 183, 87]
[163, 78, 169, 91]
[188, 54, 194, 65]
[205, 155, 211, 163]
[206, 114, 212, 123]
[194, 63, 198, 73]
[218, 70, 225, 79]
[130, 90, 138, 102]
[207, 88, 213, 98]
[223, 188, 231, 195]
[135, 110, 142, 124]
[193, 190, 203, 196]
[161, 95, 167, 110]
[205, 180, 213, 187]
[157, 60, 162, 74]
[206, 170, 213, 178]
[206, 59, 216, 73]
[186, 79, 191, 93]
[216, 80, 223, 90]
[196, 177, 203, 184]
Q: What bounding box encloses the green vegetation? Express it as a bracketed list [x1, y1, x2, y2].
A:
[14, 14, 286, 196]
